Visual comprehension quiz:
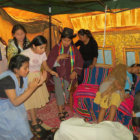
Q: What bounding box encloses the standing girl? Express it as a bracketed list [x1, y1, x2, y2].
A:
[0, 54, 44, 140]
[75, 29, 98, 84]
[22, 35, 58, 133]
[7, 24, 29, 62]
[47, 27, 83, 121]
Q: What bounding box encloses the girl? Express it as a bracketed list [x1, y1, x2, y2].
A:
[0, 54, 45, 140]
[47, 27, 83, 121]
[0, 37, 8, 74]
[94, 64, 140, 123]
[7, 24, 30, 62]
[21, 35, 58, 133]
[75, 29, 98, 84]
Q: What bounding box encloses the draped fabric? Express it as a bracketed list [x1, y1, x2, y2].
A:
[54, 118, 133, 140]
[0, 8, 61, 33]
[73, 66, 140, 134]
[71, 8, 140, 33]
[0, 8, 62, 51]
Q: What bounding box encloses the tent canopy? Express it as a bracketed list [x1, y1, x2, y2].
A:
[0, 0, 140, 15]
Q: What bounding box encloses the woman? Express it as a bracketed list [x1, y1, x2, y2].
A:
[7, 24, 30, 62]
[47, 27, 83, 121]
[75, 29, 98, 84]
[0, 54, 46, 140]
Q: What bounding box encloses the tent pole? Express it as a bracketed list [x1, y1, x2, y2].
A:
[49, 6, 52, 50]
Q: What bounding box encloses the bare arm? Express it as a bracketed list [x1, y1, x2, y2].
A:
[42, 60, 52, 73]
[5, 78, 40, 106]
[42, 61, 58, 77]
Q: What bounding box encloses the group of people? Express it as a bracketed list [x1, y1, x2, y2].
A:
[0, 23, 140, 140]
[0, 24, 98, 140]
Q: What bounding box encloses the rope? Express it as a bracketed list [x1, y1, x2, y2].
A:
[103, 5, 107, 48]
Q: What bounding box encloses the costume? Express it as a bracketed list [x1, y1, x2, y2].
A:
[94, 64, 133, 109]
[47, 43, 83, 105]
[0, 41, 8, 74]
[75, 38, 98, 84]
[54, 118, 133, 140]
[21, 48, 49, 110]
[0, 70, 33, 140]
[7, 39, 30, 62]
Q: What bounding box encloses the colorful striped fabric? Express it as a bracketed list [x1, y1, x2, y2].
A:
[73, 84, 99, 111]
[73, 67, 111, 120]
[83, 67, 111, 85]
[73, 66, 140, 131]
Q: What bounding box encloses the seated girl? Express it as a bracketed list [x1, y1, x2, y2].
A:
[94, 64, 140, 123]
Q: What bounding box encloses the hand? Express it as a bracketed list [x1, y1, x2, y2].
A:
[28, 78, 40, 91]
[57, 54, 69, 61]
[38, 71, 47, 86]
[70, 71, 77, 80]
[50, 70, 59, 77]
[89, 64, 95, 69]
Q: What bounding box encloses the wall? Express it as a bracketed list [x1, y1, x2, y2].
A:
[70, 8, 140, 64]
[93, 30, 140, 64]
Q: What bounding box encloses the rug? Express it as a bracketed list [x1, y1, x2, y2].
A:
[36, 93, 79, 128]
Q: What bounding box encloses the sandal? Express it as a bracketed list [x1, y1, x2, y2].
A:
[31, 124, 42, 134]
[58, 112, 66, 121]
[50, 127, 58, 133]
[36, 118, 43, 125]
[62, 108, 69, 117]
[63, 111, 69, 118]
[28, 118, 43, 126]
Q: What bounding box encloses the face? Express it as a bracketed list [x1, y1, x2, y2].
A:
[15, 62, 29, 77]
[78, 34, 86, 42]
[62, 37, 72, 47]
[33, 44, 46, 55]
[132, 66, 140, 74]
[13, 29, 26, 42]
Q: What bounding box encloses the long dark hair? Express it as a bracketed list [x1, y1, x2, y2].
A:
[9, 54, 29, 73]
[78, 29, 95, 41]
[27, 35, 47, 48]
[12, 24, 28, 53]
